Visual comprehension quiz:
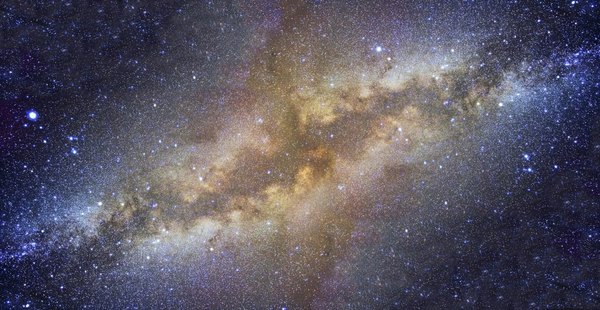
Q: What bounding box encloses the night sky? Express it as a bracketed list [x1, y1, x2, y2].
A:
[1, 1, 600, 309]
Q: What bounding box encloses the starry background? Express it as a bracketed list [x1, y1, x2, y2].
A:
[1, 0, 600, 309]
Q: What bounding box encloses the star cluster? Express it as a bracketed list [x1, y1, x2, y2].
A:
[1, 1, 599, 309]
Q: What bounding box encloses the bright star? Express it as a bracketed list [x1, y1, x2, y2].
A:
[27, 110, 38, 121]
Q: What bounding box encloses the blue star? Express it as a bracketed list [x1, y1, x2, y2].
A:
[26, 110, 38, 121]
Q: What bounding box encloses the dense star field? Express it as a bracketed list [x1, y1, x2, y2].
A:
[1, 1, 600, 308]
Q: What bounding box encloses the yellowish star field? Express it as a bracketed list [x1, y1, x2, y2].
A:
[2, 1, 599, 308]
